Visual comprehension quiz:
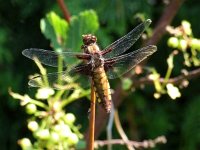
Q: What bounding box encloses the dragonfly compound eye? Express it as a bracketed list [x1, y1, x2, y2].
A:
[82, 34, 97, 45]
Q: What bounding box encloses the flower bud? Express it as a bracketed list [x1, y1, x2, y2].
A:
[18, 138, 32, 149]
[35, 129, 50, 140]
[168, 37, 179, 48]
[36, 88, 54, 99]
[182, 20, 192, 35]
[26, 104, 37, 114]
[28, 121, 39, 132]
[68, 133, 79, 145]
[190, 38, 200, 50]
[178, 39, 187, 51]
[64, 113, 76, 124]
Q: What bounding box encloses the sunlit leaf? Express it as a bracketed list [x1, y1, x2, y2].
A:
[40, 11, 69, 51]
[67, 10, 99, 52]
[122, 78, 132, 90]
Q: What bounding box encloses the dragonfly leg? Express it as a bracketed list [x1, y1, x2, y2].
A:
[101, 47, 113, 55]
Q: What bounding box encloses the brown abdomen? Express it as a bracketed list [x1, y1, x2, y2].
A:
[92, 66, 112, 113]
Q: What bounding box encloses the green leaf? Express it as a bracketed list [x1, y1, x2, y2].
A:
[122, 78, 132, 90]
[40, 10, 99, 66]
[40, 10, 99, 52]
[75, 140, 86, 149]
[67, 10, 99, 52]
[40, 11, 69, 51]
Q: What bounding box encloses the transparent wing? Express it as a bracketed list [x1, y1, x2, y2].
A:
[28, 63, 92, 90]
[29, 71, 73, 89]
[22, 48, 91, 68]
[102, 19, 152, 59]
[104, 45, 157, 79]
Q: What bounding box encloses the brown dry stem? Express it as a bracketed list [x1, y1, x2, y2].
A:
[86, 82, 96, 150]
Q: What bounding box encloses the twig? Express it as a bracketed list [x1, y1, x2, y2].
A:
[56, 0, 71, 23]
[87, 81, 96, 150]
[114, 110, 135, 150]
[95, 136, 167, 149]
[131, 67, 200, 88]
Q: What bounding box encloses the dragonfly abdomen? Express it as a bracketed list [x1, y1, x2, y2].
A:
[92, 66, 112, 113]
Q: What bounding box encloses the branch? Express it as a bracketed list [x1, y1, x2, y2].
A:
[146, 0, 185, 45]
[56, 0, 70, 23]
[132, 67, 200, 88]
[95, 136, 167, 149]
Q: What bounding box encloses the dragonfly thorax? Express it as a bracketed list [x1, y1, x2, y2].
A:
[81, 34, 103, 69]
[90, 52, 104, 69]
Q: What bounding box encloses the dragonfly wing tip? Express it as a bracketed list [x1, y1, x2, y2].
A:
[145, 19, 152, 26]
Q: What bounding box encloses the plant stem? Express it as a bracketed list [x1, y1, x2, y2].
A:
[162, 54, 174, 88]
[87, 81, 96, 150]
[95, 136, 167, 148]
[61, 89, 90, 108]
[56, 0, 70, 23]
[107, 103, 115, 150]
[114, 110, 135, 150]
[57, 55, 63, 85]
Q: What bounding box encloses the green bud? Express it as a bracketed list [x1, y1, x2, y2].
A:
[26, 104, 37, 114]
[50, 132, 60, 143]
[68, 133, 79, 145]
[36, 87, 55, 99]
[190, 38, 200, 50]
[53, 124, 72, 138]
[53, 124, 62, 132]
[178, 39, 187, 51]
[154, 93, 161, 99]
[28, 121, 39, 132]
[64, 113, 76, 124]
[35, 129, 50, 140]
[167, 37, 179, 48]
[182, 20, 192, 35]
[59, 124, 72, 138]
[18, 138, 32, 149]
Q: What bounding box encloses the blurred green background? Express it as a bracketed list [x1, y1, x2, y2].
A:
[0, 0, 200, 149]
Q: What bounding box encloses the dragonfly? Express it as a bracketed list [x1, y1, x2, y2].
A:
[22, 19, 157, 113]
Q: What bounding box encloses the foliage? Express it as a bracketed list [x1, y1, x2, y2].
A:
[145, 20, 200, 101]
[167, 20, 200, 66]
[10, 10, 98, 149]
[9, 58, 88, 149]
[40, 10, 99, 52]
[0, 0, 200, 150]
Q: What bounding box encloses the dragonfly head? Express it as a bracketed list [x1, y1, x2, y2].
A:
[82, 34, 100, 54]
[82, 34, 97, 46]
